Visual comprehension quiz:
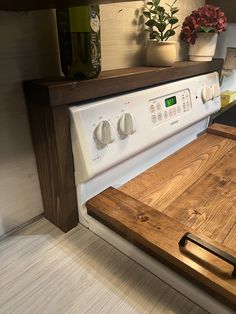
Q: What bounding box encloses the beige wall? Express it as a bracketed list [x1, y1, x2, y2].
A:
[0, 10, 60, 236]
[100, 0, 205, 70]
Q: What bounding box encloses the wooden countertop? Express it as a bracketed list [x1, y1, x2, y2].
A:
[87, 123, 236, 309]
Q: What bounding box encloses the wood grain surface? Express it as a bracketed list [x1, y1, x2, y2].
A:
[24, 60, 224, 107]
[87, 129, 236, 308]
[26, 100, 78, 232]
[87, 188, 236, 308]
[163, 145, 236, 243]
[119, 133, 236, 211]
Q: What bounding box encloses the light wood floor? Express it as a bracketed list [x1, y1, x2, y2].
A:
[0, 218, 207, 314]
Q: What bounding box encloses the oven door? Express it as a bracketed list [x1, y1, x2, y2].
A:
[86, 123, 236, 312]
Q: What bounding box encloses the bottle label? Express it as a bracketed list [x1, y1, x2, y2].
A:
[90, 11, 100, 33]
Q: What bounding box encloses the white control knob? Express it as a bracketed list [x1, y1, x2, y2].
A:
[118, 113, 136, 136]
[212, 84, 220, 98]
[94, 120, 115, 146]
[202, 86, 213, 103]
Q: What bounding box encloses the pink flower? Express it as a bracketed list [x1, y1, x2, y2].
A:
[180, 5, 227, 44]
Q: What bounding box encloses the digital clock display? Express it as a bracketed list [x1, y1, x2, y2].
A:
[165, 96, 177, 107]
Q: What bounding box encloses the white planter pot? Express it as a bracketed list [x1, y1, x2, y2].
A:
[189, 33, 218, 62]
[146, 40, 176, 67]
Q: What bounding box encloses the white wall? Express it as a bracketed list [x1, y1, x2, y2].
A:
[215, 24, 236, 59]
[215, 24, 236, 91]
[0, 10, 60, 236]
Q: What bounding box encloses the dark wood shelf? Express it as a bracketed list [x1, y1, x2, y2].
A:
[24, 59, 224, 107]
[0, 0, 134, 11]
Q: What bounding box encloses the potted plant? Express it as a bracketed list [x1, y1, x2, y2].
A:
[180, 5, 227, 61]
[143, 0, 179, 67]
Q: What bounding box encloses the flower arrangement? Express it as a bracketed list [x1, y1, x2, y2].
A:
[143, 0, 179, 41]
[180, 5, 227, 44]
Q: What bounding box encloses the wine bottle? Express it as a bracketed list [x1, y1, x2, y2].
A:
[56, 5, 101, 79]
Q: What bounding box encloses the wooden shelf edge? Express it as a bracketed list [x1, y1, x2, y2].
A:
[0, 0, 137, 11]
[207, 123, 236, 140]
[24, 59, 224, 107]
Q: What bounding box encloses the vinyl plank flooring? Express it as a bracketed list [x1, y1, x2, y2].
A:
[0, 218, 207, 314]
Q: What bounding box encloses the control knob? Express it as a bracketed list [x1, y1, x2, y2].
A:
[212, 84, 220, 98]
[118, 113, 136, 137]
[201, 86, 213, 103]
[94, 120, 115, 146]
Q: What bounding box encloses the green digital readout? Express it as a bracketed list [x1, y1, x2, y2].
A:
[165, 96, 177, 107]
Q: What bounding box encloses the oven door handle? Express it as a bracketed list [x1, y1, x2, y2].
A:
[179, 232, 236, 277]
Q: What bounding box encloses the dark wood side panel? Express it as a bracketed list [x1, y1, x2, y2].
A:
[26, 101, 78, 232]
[206, 0, 236, 23]
[87, 187, 236, 308]
[207, 123, 236, 140]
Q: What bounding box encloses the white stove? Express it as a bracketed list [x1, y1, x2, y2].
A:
[69, 72, 233, 313]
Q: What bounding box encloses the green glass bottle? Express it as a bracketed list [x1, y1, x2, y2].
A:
[56, 5, 101, 79]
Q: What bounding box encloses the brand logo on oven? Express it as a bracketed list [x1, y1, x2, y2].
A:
[171, 120, 179, 125]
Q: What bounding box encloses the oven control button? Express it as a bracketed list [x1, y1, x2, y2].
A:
[94, 120, 115, 146]
[118, 113, 136, 136]
[212, 84, 220, 98]
[151, 114, 157, 124]
[202, 87, 213, 103]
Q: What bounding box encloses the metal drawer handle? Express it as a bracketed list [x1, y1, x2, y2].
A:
[179, 232, 236, 277]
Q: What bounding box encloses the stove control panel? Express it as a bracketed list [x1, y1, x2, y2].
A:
[149, 89, 192, 125]
[70, 72, 221, 182]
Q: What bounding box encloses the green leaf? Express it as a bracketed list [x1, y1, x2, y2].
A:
[152, 31, 160, 37]
[163, 28, 175, 39]
[156, 22, 166, 32]
[171, 7, 179, 15]
[198, 26, 216, 33]
[168, 17, 179, 25]
[143, 11, 151, 18]
[153, 0, 160, 7]
[168, 29, 176, 36]
[145, 19, 156, 27]
[151, 31, 160, 40]
[157, 6, 165, 12]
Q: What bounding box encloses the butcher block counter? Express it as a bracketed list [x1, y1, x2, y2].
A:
[87, 123, 236, 310]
